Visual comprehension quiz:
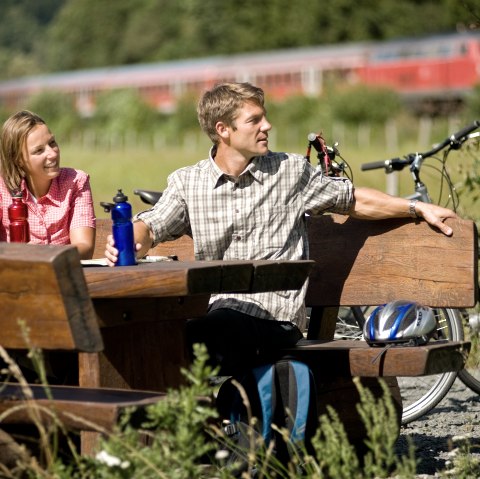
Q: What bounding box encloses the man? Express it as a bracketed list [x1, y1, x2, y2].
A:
[105, 82, 455, 373]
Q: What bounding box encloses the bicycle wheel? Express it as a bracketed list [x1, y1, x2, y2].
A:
[335, 307, 464, 424]
[458, 308, 480, 393]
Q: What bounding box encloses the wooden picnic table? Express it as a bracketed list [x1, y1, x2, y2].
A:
[79, 259, 314, 392]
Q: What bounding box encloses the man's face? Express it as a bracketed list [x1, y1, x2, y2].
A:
[227, 101, 272, 159]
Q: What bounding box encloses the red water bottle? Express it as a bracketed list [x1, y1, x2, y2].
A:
[8, 193, 30, 243]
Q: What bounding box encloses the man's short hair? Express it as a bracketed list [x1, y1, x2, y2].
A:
[197, 82, 265, 144]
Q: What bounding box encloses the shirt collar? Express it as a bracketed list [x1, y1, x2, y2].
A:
[207, 146, 265, 188]
[21, 176, 62, 206]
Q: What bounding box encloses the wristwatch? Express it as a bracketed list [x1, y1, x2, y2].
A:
[409, 199, 419, 218]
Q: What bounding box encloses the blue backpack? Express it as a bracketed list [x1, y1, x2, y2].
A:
[217, 359, 317, 467]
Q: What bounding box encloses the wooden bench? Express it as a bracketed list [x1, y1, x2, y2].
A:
[93, 214, 477, 447]
[0, 242, 167, 456]
[0, 236, 313, 458]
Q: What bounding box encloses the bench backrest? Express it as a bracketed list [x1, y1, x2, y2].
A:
[94, 214, 478, 308]
[306, 214, 478, 308]
[0, 243, 103, 352]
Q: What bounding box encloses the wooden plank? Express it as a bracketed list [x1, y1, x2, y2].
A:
[249, 260, 315, 292]
[83, 259, 313, 298]
[285, 339, 470, 377]
[92, 296, 210, 328]
[0, 383, 166, 431]
[0, 243, 102, 352]
[83, 261, 224, 298]
[306, 214, 478, 308]
[79, 296, 210, 390]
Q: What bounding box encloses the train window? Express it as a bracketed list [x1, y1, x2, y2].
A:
[370, 39, 457, 63]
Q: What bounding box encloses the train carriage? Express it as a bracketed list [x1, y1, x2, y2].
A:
[0, 32, 479, 115]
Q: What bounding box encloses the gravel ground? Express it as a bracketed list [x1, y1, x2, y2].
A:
[394, 377, 480, 477]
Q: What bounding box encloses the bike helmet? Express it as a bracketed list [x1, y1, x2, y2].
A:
[363, 300, 437, 346]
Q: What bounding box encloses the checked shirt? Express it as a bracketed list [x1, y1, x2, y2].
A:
[137, 150, 353, 330]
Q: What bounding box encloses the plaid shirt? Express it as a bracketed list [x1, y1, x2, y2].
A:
[137, 150, 353, 329]
[0, 168, 96, 244]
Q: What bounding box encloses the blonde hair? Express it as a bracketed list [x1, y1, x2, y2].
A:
[197, 82, 265, 144]
[0, 110, 46, 192]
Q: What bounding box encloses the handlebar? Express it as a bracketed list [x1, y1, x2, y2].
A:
[361, 120, 480, 172]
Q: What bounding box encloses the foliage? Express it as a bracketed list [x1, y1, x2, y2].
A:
[25, 91, 82, 140]
[0, 0, 479, 80]
[466, 84, 480, 119]
[330, 85, 402, 125]
[68, 343, 224, 479]
[0, 0, 63, 78]
[2, 341, 480, 477]
[444, 436, 480, 478]
[309, 378, 417, 478]
[90, 89, 159, 136]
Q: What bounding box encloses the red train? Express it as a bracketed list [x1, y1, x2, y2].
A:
[0, 31, 479, 115]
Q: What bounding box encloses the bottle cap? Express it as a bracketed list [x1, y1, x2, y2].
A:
[113, 189, 128, 203]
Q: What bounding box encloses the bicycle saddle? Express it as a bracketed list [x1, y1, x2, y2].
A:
[134, 189, 163, 205]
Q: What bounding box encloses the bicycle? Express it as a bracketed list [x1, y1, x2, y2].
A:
[359, 120, 480, 423]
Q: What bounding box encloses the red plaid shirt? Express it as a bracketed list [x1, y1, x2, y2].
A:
[0, 168, 96, 244]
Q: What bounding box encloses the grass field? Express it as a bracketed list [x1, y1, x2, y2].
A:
[61, 138, 480, 222]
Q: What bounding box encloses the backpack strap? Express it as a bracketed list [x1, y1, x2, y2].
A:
[226, 360, 314, 447]
[251, 364, 275, 444]
[228, 364, 276, 445]
[287, 360, 311, 443]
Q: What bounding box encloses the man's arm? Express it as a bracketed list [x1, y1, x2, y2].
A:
[105, 219, 154, 266]
[349, 187, 456, 236]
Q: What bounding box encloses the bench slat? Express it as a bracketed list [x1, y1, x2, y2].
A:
[0, 383, 165, 431]
[286, 339, 470, 377]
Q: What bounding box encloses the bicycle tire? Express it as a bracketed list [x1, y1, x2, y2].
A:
[335, 307, 464, 424]
[457, 308, 480, 393]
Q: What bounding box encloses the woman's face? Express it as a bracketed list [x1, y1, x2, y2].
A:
[22, 123, 61, 186]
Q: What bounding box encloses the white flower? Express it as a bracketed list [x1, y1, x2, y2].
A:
[96, 450, 130, 469]
[215, 449, 230, 461]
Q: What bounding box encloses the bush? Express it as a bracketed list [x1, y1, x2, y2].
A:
[330, 85, 402, 125]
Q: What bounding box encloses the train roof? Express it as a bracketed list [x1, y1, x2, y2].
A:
[0, 31, 478, 94]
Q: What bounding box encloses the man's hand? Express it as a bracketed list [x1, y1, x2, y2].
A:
[104, 234, 143, 267]
[415, 202, 457, 237]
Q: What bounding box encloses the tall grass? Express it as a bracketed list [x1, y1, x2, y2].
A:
[1, 342, 479, 477]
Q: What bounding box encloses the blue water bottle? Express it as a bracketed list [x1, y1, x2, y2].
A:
[103, 189, 137, 266]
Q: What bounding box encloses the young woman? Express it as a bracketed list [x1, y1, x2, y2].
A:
[0, 110, 95, 259]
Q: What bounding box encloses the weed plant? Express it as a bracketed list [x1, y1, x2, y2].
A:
[0, 343, 479, 478]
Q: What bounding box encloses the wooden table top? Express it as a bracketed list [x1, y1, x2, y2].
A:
[82, 259, 314, 298]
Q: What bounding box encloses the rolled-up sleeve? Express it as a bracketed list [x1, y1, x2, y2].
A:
[302, 163, 354, 215]
[135, 175, 191, 245]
